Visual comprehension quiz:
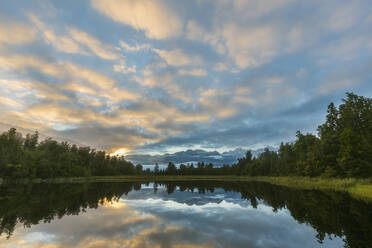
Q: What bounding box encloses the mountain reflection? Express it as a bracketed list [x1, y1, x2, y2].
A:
[0, 181, 371, 248]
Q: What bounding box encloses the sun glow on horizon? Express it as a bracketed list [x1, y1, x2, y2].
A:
[110, 148, 129, 157]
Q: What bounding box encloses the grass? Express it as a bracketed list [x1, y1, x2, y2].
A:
[1, 175, 371, 201]
[251, 176, 372, 201]
[348, 185, 372, 200]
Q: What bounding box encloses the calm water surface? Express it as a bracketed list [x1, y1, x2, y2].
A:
[0, 181, 371, 248]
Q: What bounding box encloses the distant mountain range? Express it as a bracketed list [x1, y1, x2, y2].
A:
[126, 147, 276, 166]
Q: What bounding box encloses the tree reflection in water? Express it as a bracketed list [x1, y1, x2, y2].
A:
[0, 181, 371, 248]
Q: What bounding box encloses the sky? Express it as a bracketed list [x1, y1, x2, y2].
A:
[0, 0, 371, 156]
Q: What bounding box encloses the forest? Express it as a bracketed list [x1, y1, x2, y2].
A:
[0, 129, 139, 179]
[0, 92, 371, 179]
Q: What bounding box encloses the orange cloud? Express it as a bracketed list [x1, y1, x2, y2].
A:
[91, 0, 183, 39]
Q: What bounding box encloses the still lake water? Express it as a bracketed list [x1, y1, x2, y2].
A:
[0, 181, 371, 248]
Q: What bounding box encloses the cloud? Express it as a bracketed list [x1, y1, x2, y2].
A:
[212, 63, 228, 72]
[186, 19, 285, 69]
[153, 48, 203, 67]
[29, 14, 87, 55]
[221, 0, 294, 20]
[0, 96, 22, 108]
[0, 53, 138, 102]
[179, 68, 207, 77]
[185, 1, 302, 69]
[296, 68, 307, 78]
[1, 0, 372, 154]
[326, 2, 361, 31]
[64, 63, 139, 102]
[316, 34, 372, 62]
[0, 79, 31, 96]
[56, 124, 159, 151]
[138, 118, 302, 153]
[220, 24, 278, 68]
[138, 64, 200, 104]
[0, 54, 63, 77]
[119, 41, 151, 52]
[117, 99, 211, 128]
[30, 14, 119, 59]
[185, 1, 371, 70]
[26, 102, 93, 126]
[113, 61, 137, 74]
[0, 20, 36, 45]
[64, 63, 115, 89]
[198, 89, 238, 119]
[91, 0, 183, 39]
[185, 21, 226, 54]
[317, 62, 371, 94]
[16, 100, 163, 150]
[68, 28, 119, 60]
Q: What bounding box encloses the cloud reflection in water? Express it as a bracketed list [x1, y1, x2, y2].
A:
[0, 185, 344, 248]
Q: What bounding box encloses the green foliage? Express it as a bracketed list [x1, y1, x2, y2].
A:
[0, 129, 136, 179]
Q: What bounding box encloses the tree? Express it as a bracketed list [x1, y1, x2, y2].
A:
[135, 164, 143, 174]
[166, 162, 177, 175]
[24, 131, 38, 150]
[293, 132, 321, 177]
[336, 93, 372, 177]
[179, 164, 187, 175]
[318, 102, 341, 177]
[277, 142, 296, 175]
[154, 163, 159, 174]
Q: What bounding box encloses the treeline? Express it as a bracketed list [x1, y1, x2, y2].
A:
[159, 93, 372, 178]
[1, 92, 371, 179]
[0, 129, 142, 179]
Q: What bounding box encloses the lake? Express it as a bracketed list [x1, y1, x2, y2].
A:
[0, 181, 371, 248]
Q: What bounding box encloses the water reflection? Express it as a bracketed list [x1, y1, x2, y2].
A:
[0, 181, 371, 248]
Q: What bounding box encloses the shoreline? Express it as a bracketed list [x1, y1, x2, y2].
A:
[1, 175, 371, 201]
